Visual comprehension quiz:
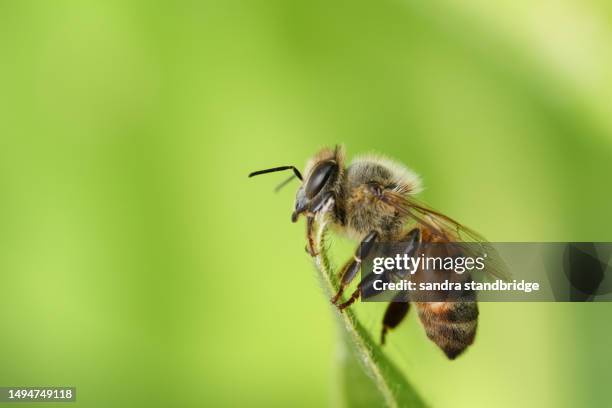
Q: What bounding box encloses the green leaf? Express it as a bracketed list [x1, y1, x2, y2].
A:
[312, 218, 427, 408]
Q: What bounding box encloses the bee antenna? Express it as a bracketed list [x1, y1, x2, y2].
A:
[248, 166, 303, 181]
[274, 174, 298, 193]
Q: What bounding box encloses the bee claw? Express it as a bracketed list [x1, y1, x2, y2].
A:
[331, 300, 345, 312]
[337, 289, 360, 310]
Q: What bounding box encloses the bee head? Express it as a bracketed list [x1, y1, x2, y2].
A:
[249, 145, 345, 223]
[291, 145, 344, 222]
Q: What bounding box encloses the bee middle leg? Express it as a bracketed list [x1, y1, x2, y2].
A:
[330, 230, 378, 305]
[337, 228, 421, 310]
[336, 269, 383, 310]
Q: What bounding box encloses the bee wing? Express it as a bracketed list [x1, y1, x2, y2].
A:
[383, 190, 511, 281]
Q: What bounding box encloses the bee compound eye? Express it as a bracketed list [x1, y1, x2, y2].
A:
[305, 161, 337, 199]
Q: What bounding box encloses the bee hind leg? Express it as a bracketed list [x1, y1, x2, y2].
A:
[331, 231, 378, 306]
[381, 294, 410, 345]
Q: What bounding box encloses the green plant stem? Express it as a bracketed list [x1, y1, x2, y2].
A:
[312, 216, 427, 408]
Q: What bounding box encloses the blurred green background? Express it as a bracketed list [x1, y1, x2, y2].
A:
[1, 0, 612, 407]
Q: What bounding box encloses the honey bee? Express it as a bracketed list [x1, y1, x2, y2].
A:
[249, 145, 504, 359]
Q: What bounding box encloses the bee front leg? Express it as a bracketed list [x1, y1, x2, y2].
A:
[305, 192, 335, 257]
[305, 216, 318, 256]
[331, 231, 378, 306]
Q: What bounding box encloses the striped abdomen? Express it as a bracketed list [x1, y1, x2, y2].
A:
[415, 301, 479, 359]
